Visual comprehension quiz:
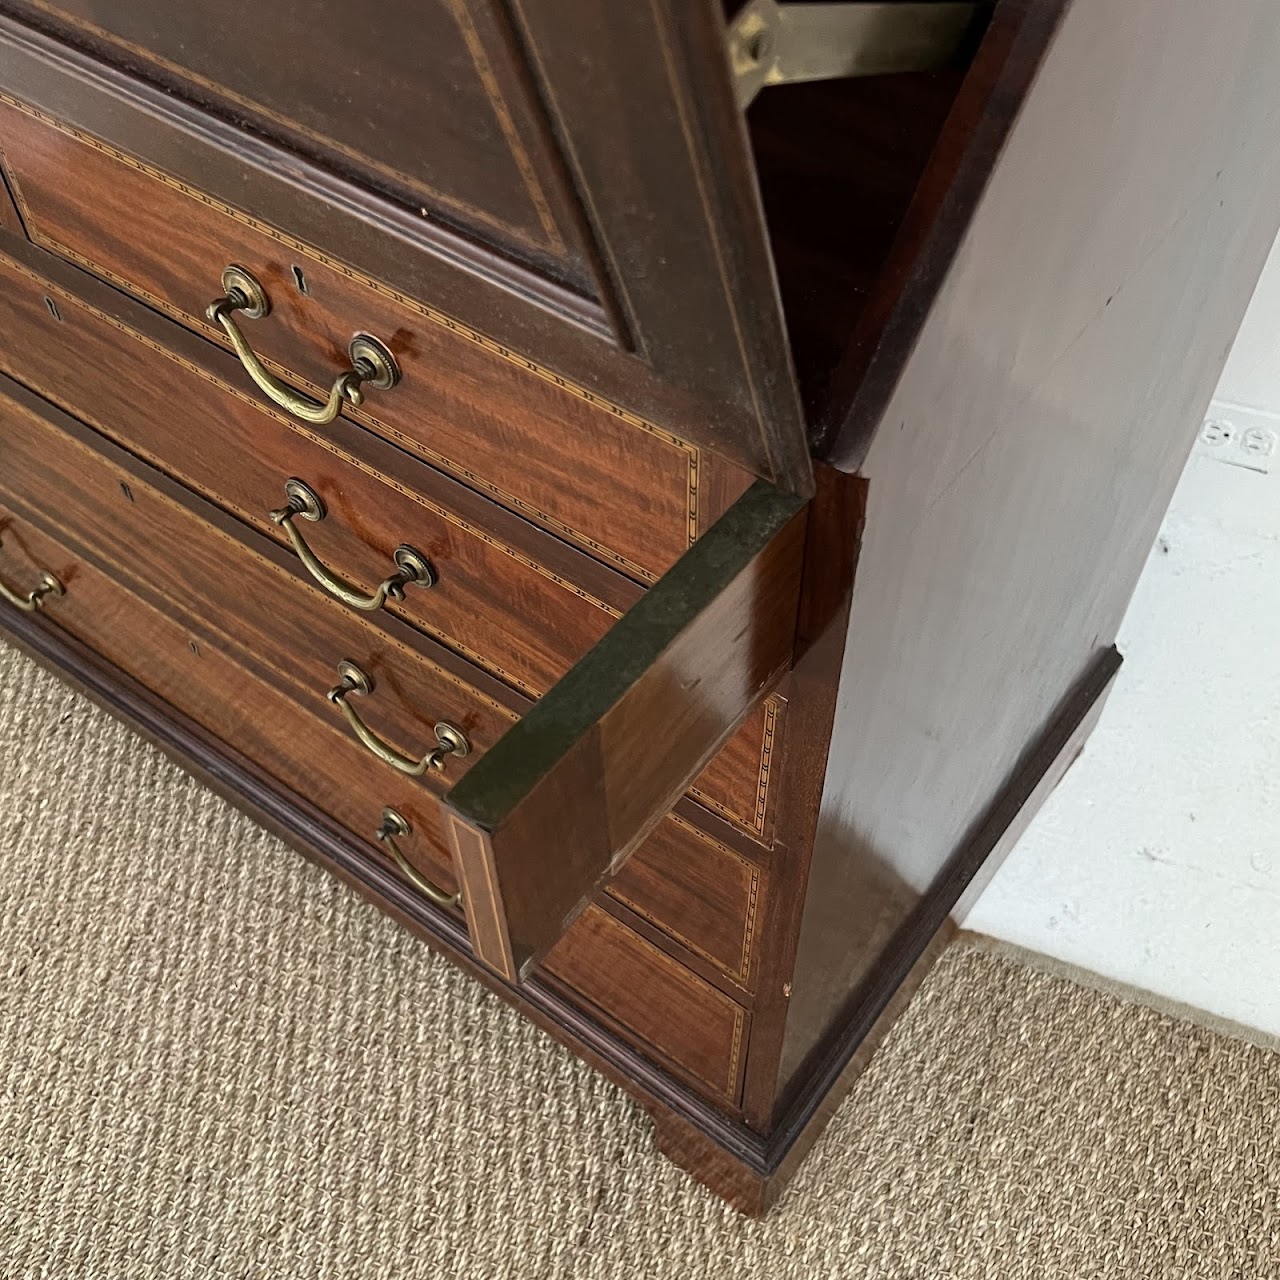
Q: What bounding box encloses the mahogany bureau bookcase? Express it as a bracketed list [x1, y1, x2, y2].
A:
[0, 0, 1275, 1214]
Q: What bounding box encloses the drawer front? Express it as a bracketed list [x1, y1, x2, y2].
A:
[0, 246, 634, 698]
[691, 693, 785, 847]
[0, 375, 805, 987]
[0, 243, 781, 841]
[0, 92, 757, 584]
[605, 814, 763, 988]
[1, 517, 750, 1103]
[545, 906, 748, 1105]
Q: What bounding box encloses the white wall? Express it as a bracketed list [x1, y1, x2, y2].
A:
[967, 234, 1280, 1036]
[1216, 235, 1280, 412]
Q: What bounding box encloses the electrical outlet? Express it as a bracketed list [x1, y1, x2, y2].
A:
[1241, 426, 1277, 460]
[1196, 404, 1279, 474]
[1200, 419, 1233, 447]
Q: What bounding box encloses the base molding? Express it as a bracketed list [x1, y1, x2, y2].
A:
[0, 600, 1120, 1215]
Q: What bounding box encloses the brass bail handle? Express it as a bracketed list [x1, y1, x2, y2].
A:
[206, 265, 401, 426]
[270, 478, 436, 612]
[376, 807, 462, 909]
[0, 537, 65, 613]
[327, 660, 471, 777]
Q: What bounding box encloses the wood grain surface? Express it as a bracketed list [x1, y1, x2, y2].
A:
[0, 372, 775, 999]
[0, 91, 762, 581]
[778, 0, 1280, 1100]
[0, 518, 752, 1109]
[544, 905, 749, 1106]
[0, 243, 640, 697]
[446, 482, 806, 980]
[0, 9, 812, 494]
[0, 382, 527, 789]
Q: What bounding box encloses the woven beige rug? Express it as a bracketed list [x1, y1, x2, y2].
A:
[1, 635, 1277, 1278]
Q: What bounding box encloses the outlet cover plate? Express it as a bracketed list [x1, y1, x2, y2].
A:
[1197, 401, 1279, 475]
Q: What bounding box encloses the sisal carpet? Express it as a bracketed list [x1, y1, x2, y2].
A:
[1, 636, 1278, 1279]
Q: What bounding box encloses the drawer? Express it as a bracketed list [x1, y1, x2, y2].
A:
[0, 245, 635, 699]
[691, 694, 785, 848]
[545, 907, 748, 1105]
[0, 380, 773, 991]
[0, 90, 756, 584]
[0, 242, 785, 843]
[605, 815, 763, 988]
[0, 373, 807, 985]
[0, 522, 748, 1104]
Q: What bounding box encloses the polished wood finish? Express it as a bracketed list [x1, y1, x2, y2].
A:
[545, 906, 749, 1105]
[0, 380, 524, 788]
[0, 509, 465, 893]
[0, 6, 814, 493]
[0, 241, 779, 830]
[0, 241, 637, 696]
[446, 482, 806, 980]
[776, 0, 1280, 1104]
[1, 0, 1274, 1219]
[0, 91, 757, 583]
[604, 813, 764, 990]
[690, 692, 785, 846]
[0, 523, 752, 1106]
[0, 373, 779, 992]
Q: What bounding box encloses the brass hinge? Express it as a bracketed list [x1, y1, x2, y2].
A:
[728, 0, 983, 108]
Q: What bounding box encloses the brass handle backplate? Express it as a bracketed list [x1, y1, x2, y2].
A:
[328, 660, 470, 777]
[376, 807, 462, 909]
[206, 265, 400, 426]
[0, 538, 65, 613]
[271, 478, 436, 611]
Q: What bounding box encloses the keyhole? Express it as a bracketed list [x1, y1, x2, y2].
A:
[44, 296, 61, 321]
[291, 264, 309, 295]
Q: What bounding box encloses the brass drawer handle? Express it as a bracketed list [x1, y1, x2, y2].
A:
[328, 660, 470, 776]
[271, 478, 436, 611]
[206, 265, 400, 426]
[0, 540, 64, 613]
[376, 807, 462, 909]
